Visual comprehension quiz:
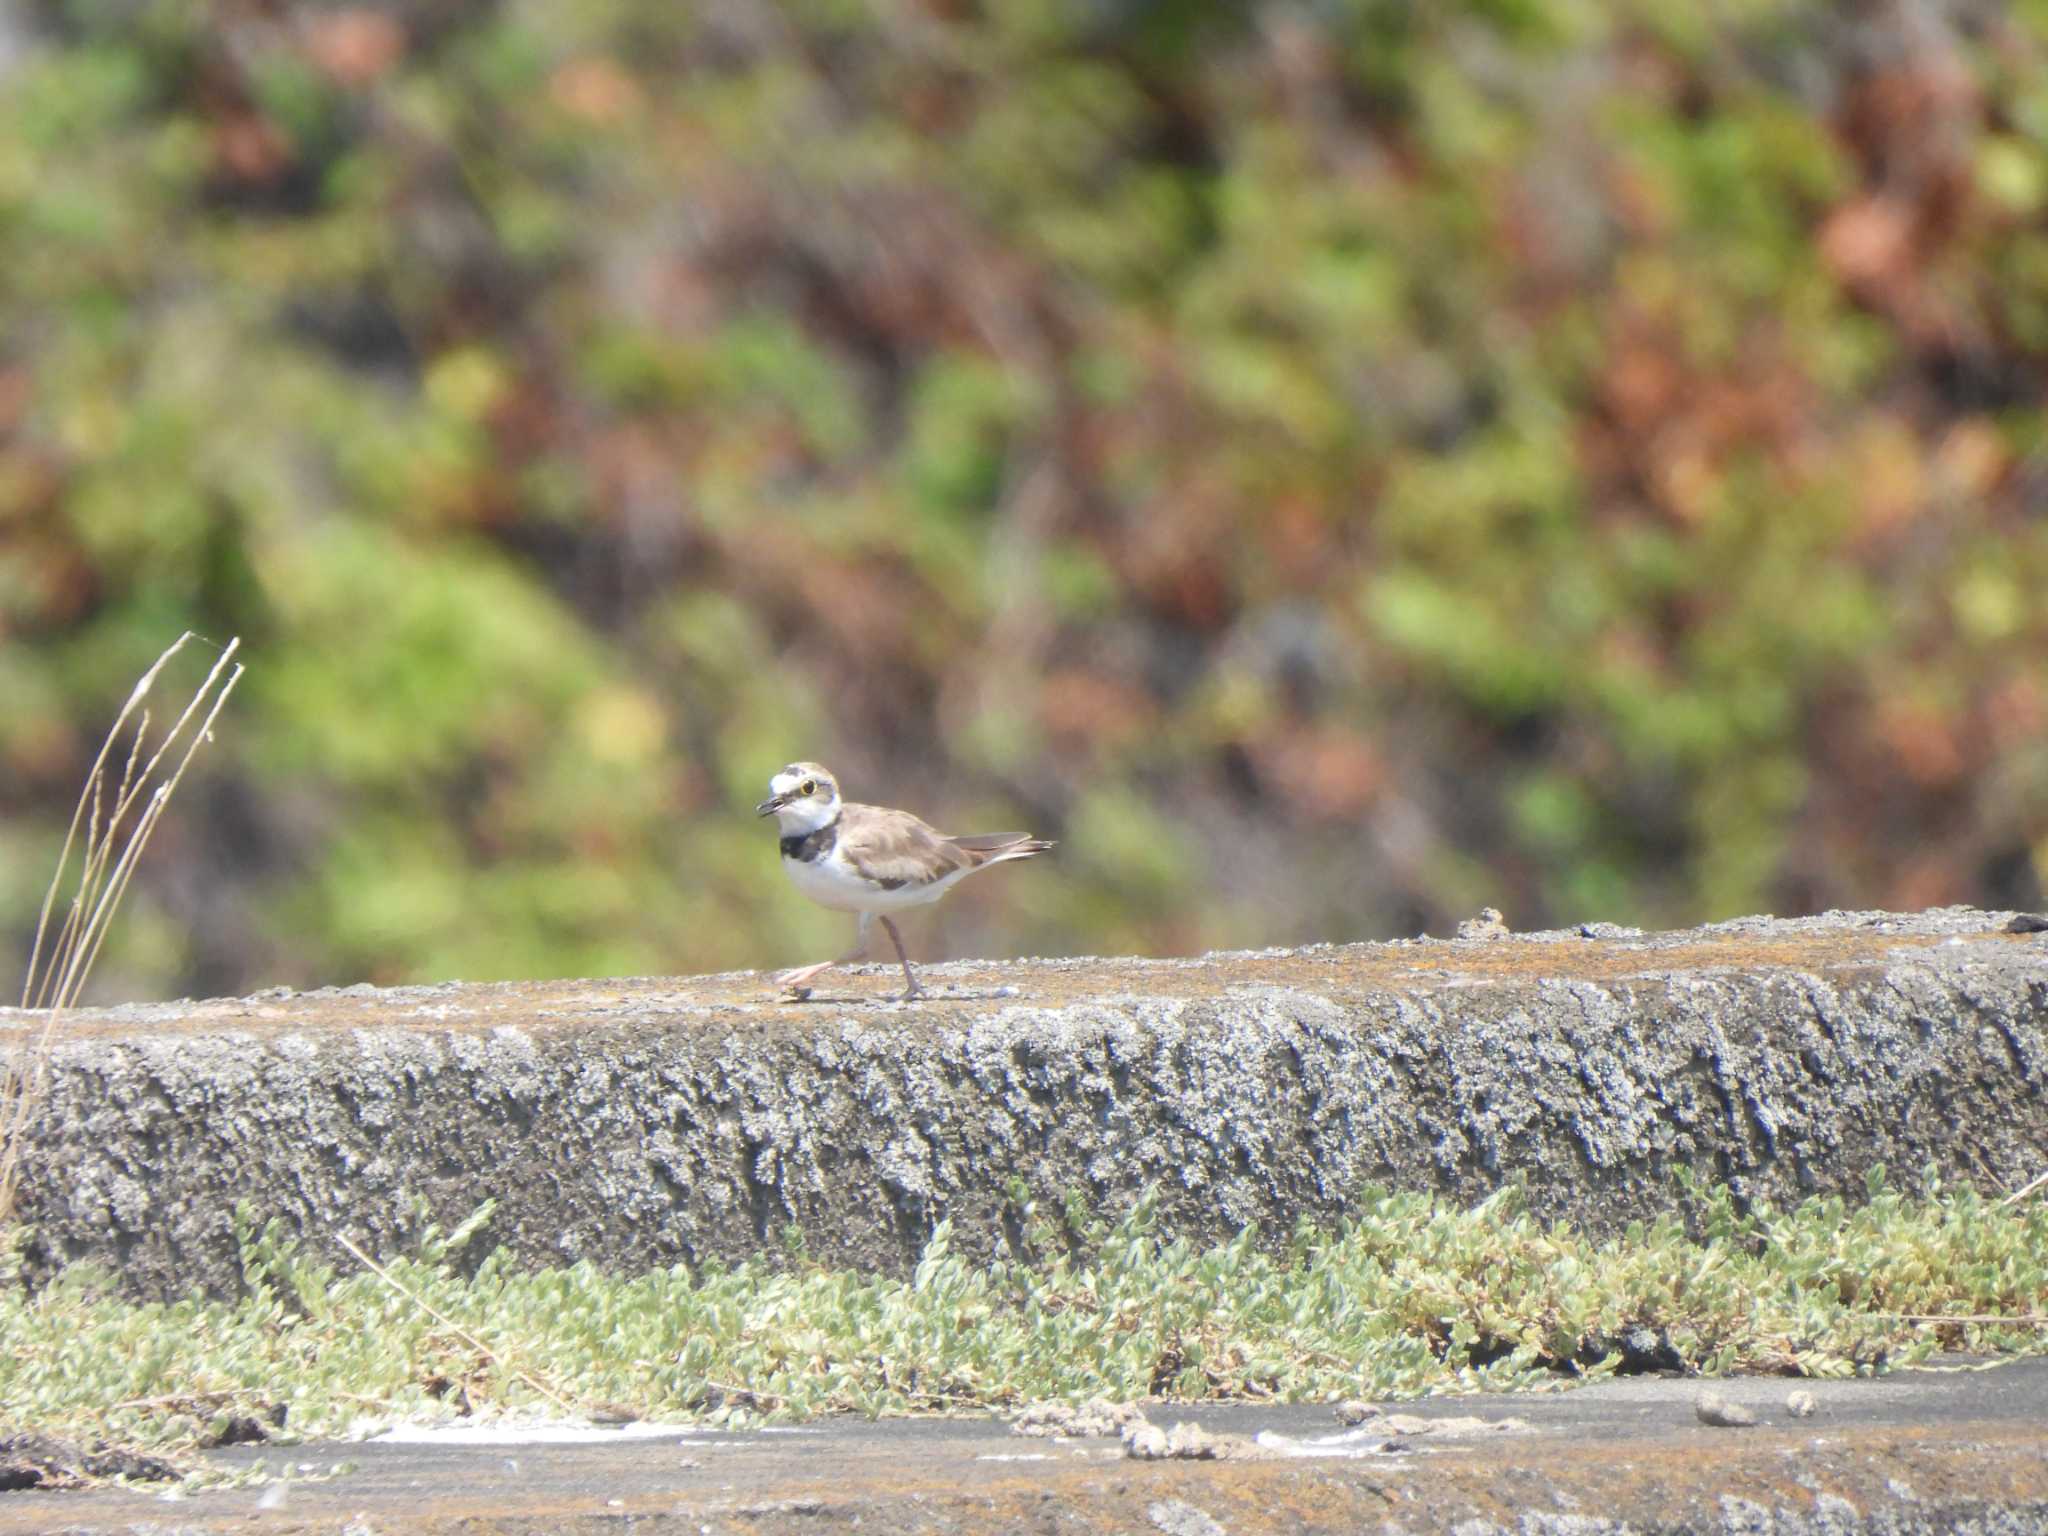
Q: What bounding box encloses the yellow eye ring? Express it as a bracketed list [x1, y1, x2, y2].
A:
[800, 779, 816, 796]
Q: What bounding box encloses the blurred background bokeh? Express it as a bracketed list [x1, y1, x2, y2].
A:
[4, 0, 2048, 1002]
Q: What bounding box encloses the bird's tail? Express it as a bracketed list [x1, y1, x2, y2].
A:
[950, 833, 1055, 868]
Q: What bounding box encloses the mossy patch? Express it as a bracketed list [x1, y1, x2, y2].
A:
[3, 1167, 2043, 1468]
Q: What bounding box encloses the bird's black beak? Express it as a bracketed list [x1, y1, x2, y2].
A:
[755, 793, 784, 818]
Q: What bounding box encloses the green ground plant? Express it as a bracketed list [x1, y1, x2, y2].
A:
[3, 1171, 2042, 1458]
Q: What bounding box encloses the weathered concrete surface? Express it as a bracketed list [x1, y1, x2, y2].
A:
[8, 1357, 2048, 1534]
[4, 906, 2046, 1299]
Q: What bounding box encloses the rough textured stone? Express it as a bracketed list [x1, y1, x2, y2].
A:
[0, 1432, 176, 1490]
[1148, 1499, 1228, 1536]
[3, 906, 2044, 1300]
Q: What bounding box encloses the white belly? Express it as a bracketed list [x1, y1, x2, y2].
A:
[783, 850, 967, 913]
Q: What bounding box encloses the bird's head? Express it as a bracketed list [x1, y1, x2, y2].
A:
[755, 762, 842, 834]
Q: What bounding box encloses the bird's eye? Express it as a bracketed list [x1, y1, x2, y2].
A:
[800, 779, 816, 796]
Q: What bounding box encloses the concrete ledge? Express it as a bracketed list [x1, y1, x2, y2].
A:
[6, 907, 2046, 1299]
[9, 1359, 2048, 1534]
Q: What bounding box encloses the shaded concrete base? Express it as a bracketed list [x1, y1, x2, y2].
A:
[5, 907, 2047, 1300]
[9, 1359, 2048, 1534]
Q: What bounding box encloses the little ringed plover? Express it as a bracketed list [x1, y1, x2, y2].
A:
[756, 761, 1052, 1000]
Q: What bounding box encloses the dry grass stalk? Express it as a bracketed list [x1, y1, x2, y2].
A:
[0, 633, 243, 1230]
[332, 1232, 582, 1415]
[2001, 1169, 2048, 1209]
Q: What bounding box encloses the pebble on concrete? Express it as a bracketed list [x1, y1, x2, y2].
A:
[1456, 908, 1511, 940]
[1010, 1398, 1143, 1438]
[1695, 1391, 1759, 1428]
[1122, 1417, 1270, 1462]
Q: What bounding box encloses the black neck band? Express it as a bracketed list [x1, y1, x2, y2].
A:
[780, 816, 840, 863]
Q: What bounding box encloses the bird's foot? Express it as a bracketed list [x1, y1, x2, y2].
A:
[775, 962, 832, 999]
[895, 980, 928, 1003]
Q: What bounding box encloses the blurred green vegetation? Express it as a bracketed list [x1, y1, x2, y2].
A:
[4, 0, 2048, 998]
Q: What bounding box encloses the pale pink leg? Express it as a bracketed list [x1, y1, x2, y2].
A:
[775, 915, 871, 995]
[774, 958, 837, 989]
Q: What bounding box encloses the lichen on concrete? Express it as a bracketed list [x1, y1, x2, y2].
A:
[4, 906, 2044, 1300]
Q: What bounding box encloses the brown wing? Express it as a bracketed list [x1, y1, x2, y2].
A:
[948, 833, 1031, 852]
[837, 805, 976, 891]
[949, 832, 1055, 864]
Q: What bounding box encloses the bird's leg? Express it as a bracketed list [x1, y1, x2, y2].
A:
[776, 914, 871, 996]
[879, 916, 925, 1001]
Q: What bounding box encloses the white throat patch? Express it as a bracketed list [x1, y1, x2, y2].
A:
[768, 768, 841, 835]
